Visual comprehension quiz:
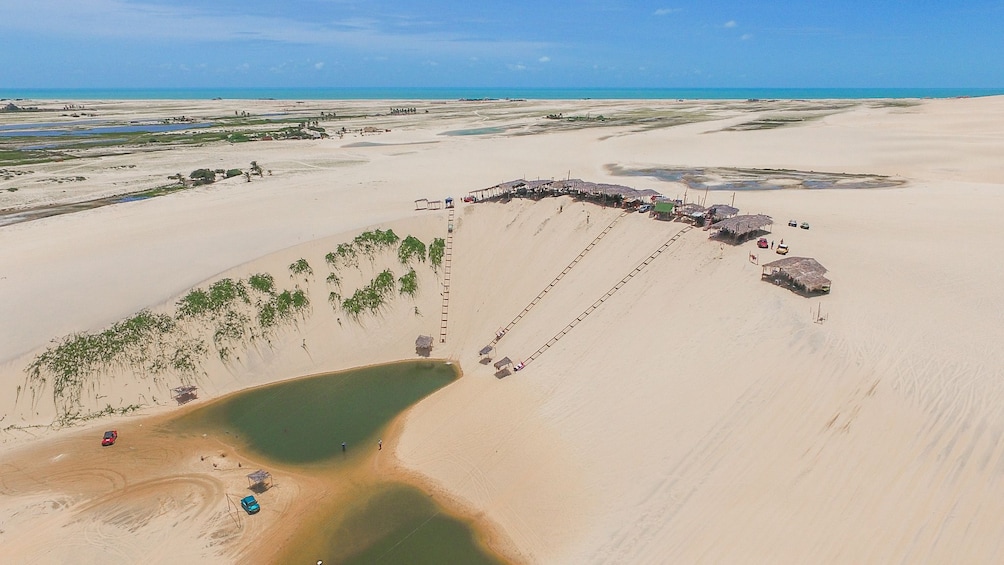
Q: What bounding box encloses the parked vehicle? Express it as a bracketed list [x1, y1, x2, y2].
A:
[800, 222, 810, 230]
[638, 204, 652, 213]
[788, 219, 798, 227]
[757, 237, 769, 249]
[101, 430, 118, 446]
[776, 243, 789, 255]
[241, 495, 260, 515]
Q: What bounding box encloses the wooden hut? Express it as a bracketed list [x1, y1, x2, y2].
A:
[171, 385, 198, 405]
[710, 214, 773, 242]
[416, 335, 434, 356]
[761, 256, 831, 294]
[414, 198, 429, 210]
[675, 203, 708, 225]
[653, 200, 677, 220]
[247, 469, 273, 493]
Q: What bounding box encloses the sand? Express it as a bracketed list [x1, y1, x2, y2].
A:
[2, 95, 1004, 563]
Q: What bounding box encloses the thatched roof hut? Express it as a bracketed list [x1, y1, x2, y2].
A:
[171, 385, 198, 405]
[494, 356, 512, 370]
[711, 214, 773, 241]
[247, 469, 273, 492]
[761, 256, 831, 293]
[707, 204, 739, 222]
[416, 335, 433, 349]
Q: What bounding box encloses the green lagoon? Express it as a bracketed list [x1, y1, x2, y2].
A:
[170, 361, 507, 564]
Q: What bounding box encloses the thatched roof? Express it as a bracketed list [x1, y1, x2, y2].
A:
[171, 385, 197, 395]
[479, 345, 494, 356]
[676, 203, 707, 216]
[762, 256, 831, 292]
[711, 214, 773, 237]
[416, 335, 434, 349]
[708, 204, 739, 220]
[494, 356, 513, 370]
[247, 469, 271, 484]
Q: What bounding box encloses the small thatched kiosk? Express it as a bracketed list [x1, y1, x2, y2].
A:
[762, 256, 831, 294]
[247, 469, 273, 493]
[707, 204, 739, 222]
[711, 214, 773, 242]
[675, 203, 708, 224]
[416, 335, 433, 356]
[171, 385, 198, 405]
[493, 356, 513, 378]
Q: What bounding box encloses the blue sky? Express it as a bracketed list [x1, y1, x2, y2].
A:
[3, 0, 1002, 88]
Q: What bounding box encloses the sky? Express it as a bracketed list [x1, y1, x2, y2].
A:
[2, 0, 1003, 89]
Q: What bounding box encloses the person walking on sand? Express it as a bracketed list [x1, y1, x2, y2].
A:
[341, 442, 346, 452]
[378, 439, 382, 451]
[771, 240, 775, 249]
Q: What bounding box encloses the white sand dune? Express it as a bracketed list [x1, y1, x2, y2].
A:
[1, 96, 1004, 563]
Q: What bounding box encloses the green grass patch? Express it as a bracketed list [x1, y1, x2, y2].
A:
[398, 236, 427, 264]
[398, 269, 418, 296]
[429, 238, 445, 268]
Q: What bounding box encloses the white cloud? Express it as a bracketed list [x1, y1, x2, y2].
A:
[508, 63, 527, 71]
[1, 0, 551, 59]
[314, 61, 325, 69]
[539, 56, 550, 63]
[741, 33, 752, 41]
[653, 8, 680, 16]
[724, 20, 738, 28]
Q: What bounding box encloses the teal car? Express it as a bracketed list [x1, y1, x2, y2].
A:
[240, 495, 260, 515]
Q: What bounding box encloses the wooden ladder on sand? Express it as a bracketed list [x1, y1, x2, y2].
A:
[490, 210, 629, 347]
[517, 225, 693, 369]
[439, 207, 456, 343]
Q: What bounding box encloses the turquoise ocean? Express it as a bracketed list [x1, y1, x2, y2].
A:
[1, 87, 1002, 101]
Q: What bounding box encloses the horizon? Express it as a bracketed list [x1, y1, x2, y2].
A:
[3, 1, 1003, 90]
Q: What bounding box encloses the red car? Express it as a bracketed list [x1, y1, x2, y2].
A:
[101, 430, 118, 446]
[757, 237, 769, 249]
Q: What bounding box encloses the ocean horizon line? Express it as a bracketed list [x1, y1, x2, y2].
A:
[2, 86, 1003, 101]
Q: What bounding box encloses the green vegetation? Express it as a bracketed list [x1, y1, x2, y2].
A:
[398, 269, 418, 296]
[326, 272, 342, 287]
[342, 269, 396, 317]
[289, 258, 313, 278]
[248, 273, 276, 295]
[429, 238, 446, 268]
[326, 243, 358, 269]
[225, 168, 243, 178]
[24, 311, 204, 416]
[398, 236, 427, 264]
[177, 278, 249, 318]
[0, 149, 75, 166]
[190, 168, 216, 185]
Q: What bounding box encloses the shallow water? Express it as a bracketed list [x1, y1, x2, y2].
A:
[175, 361, 458, 465]
[283, 483, 506, 565]
[169, 361, 507, 563]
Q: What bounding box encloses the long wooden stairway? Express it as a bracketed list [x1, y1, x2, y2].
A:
[490, 210, 628, 346]
[516, 225, 692, 369]
[439, 207, 455, 343]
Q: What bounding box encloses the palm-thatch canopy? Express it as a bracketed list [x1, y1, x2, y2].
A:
[479, 345, 494, 356]
[171, 385, 198, 405]
[494, 356, 513, 370]
[416, 335, 434, 349]
[247, 469, 271, 485]
[762, 256, 831, 293]
[711, 214, 773, 240]
[707, 204, 739, 221]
